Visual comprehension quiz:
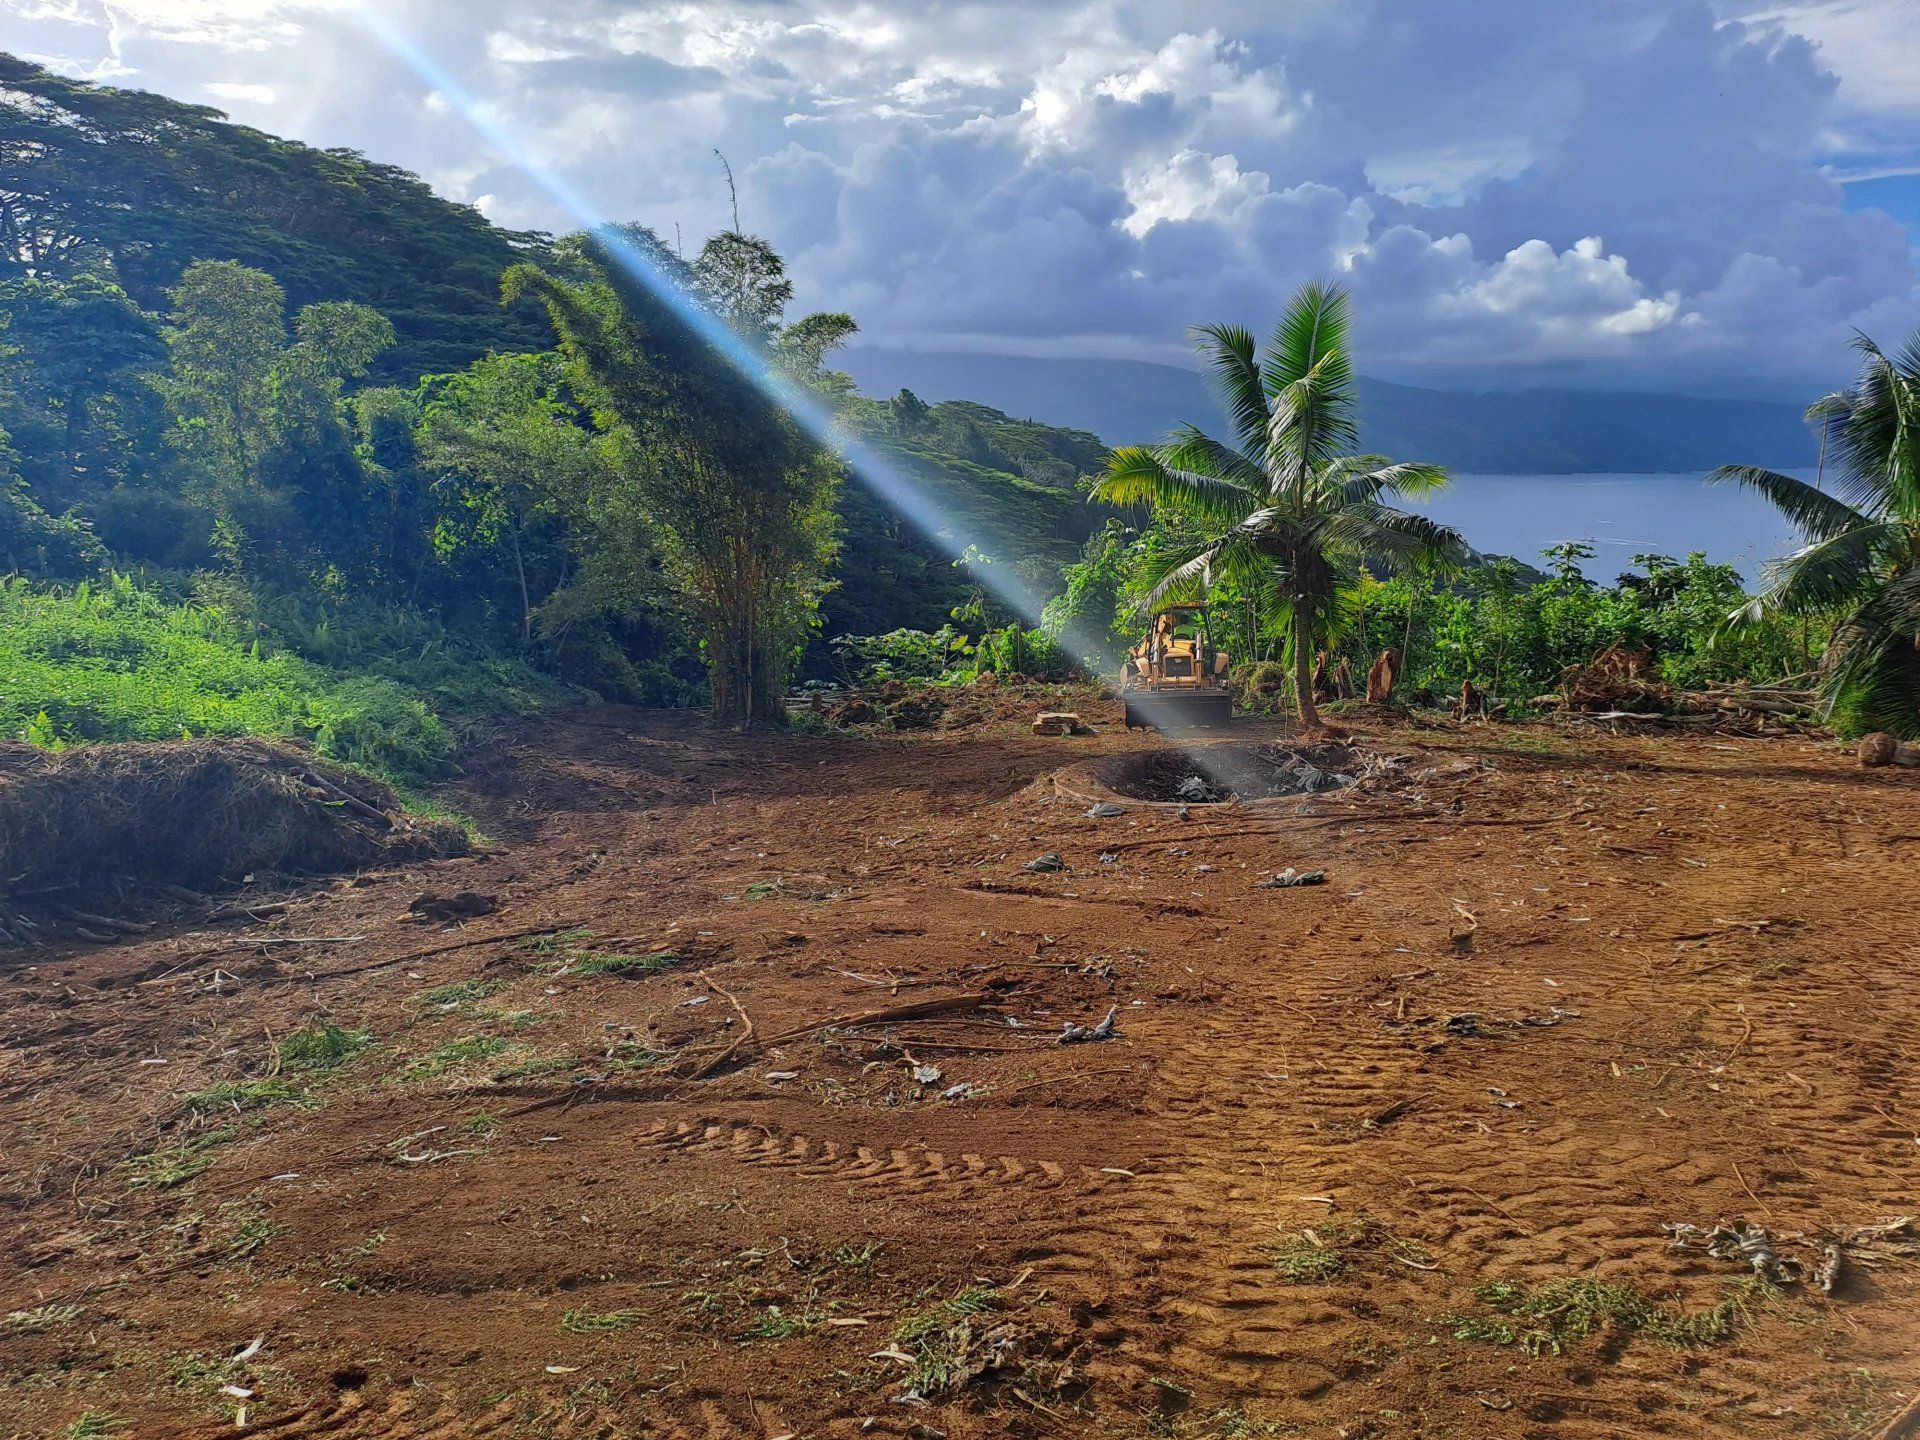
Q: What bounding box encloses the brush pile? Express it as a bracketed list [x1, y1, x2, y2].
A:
[1534, 647, 1824, 733]
[0, 738, 466, 936]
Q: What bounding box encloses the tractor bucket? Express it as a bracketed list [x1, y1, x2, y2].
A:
[1124, 687, 1234, 732]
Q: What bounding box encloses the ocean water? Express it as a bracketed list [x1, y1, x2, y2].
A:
[1406, 471, 1814, 582]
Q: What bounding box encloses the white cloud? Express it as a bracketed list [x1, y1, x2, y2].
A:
[1365, 139, 1535, 207]
[2, 0, 1914, 393]
[1121, 150, 1268, 236]
[203, 80, 276, 103]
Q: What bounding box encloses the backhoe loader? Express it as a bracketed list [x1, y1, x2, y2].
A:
[1120, 604, 1232, 730]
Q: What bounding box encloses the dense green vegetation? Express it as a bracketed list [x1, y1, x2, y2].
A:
[1713, 332, 1920, 737]
[0, 60, 1111, 762]
[0, 57, 1907, 761]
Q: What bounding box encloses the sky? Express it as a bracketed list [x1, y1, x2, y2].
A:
[4, 0, 1919, 398]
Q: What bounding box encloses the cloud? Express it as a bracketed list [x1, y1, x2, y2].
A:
[3, 0, 1915, 394]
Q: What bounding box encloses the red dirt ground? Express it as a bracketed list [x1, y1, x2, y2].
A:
[3, 701, 1918, 1439]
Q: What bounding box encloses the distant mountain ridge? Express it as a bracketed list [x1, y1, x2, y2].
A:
[841, 349, 1818, 474]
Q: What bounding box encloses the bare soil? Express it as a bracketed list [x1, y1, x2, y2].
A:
[3, 700, 1918, 1439]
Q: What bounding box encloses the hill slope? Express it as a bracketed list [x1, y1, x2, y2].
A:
[0, 55, 550, 383]
[841, 349, 1818, 473]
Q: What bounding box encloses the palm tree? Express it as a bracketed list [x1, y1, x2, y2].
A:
[1093, 281, 1467, 728]
[1713, 329, 1920, 737]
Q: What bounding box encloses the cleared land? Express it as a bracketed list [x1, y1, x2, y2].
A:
[2, 702, 1917, 1439]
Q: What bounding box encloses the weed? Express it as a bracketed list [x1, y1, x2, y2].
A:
[559, 1308, 647, 1335]
[410, 978, 505, 1009]
[482, 1007, 559, 1031]
[5, 1303, 83, 1333]
[1208, 1408, 1300, 1437]
[276, 1021, 372, 1072]
[833, 1241, 883, 1268]
[396, 1035, 508, 1080]
[322, 1274, 368, 1294]
[1267, 1230, 1348, 1283]
[891, 1284, 1001, 1394]
[391, 790, 487, 846]
[1263, 1215, 1420, 1283]
[457, 1110, 501, 1136]
[562, 1378, 615, 1413]
[567, 949, 679, 977]
[223, 1211, 278, 1262]
[350, 1229, 388, 1256]
[490, 1054, 580, 1082]
[735, 1304, 819, 1343]
[182, 1079, 312, 1115]
[742, 879, 785, 901]
[604, 1043, 667, 1074]
[63, 1416, 122, 1440]
[1446, 1274, 1772, 1358]
[125, 1127, 236, 1188]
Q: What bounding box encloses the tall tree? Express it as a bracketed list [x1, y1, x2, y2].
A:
[0, 272, 161, 498]
[506, 227, 842, 725]
[416, 352, 602, 645]
[1093, 282, 1466, 727]
[151, 259, 393, 574]
[1713, 327, 1920, 736]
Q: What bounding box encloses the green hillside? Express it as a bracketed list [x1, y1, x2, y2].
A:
[0, 55, 551, 384]
[0, 59, 1110, 755]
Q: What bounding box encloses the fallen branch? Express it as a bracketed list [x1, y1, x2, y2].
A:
[685, 976, 757, 1080]
[758, 993, 990, 1046]
[1870, 1388, 1920, 1440]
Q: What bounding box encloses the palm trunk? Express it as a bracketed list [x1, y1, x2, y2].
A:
[1293, 608, 1321, 730]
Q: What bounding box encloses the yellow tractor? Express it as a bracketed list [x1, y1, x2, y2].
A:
[1121, 604, 1232, 730]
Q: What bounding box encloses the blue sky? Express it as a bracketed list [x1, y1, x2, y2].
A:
[3, 0, 1917, 397]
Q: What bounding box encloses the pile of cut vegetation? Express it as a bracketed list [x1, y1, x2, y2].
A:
[0, 739, 466, 921]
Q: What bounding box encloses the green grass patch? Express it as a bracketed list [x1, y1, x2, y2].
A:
[397, 1035, 509, 1080]
[559, 1308, 647, 1334]
[890, 1284, 1001, 1394]
[735, 1304, 819, 1343]
[410, 978, 506, 1009]
[566, 949, 679, 977]
[276, 1020, 372, 1073]
[0, 576, 466, 785]
[833, 1241, 882, 1268]
[1263, 1215, 1426, 1284]
[221, 1205, 278, 1262]
[1446, 1275, 1771, 1358]
[1267, 1230, 1349, 1283]
[490, 1054, 581, 1082]
[125, 1127, 237, 1189]
[604, 1043, 668, 1074]
[182, 1079, 312, 1115]
[4, 1303, 83, 1333]
[63, 1416, 123, 1440]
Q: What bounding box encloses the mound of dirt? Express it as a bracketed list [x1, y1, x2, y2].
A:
[0, 739, 466, 922]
